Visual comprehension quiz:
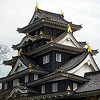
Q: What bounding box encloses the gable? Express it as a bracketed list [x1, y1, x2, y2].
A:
[9, 58, 28, 75]
[17, 36, 36, 49]
[56, 32, 82, 48]
[29, 13, 40, 24]
[6, 87, 28, 100]
[68, 53, 99, 77]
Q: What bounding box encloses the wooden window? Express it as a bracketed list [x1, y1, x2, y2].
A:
[73, 83, 77, 91]
[29, 74, 34, 82]
[52, 83, 58, 92]
[25, 75, 28, 83]
[34, 74, 38, 80]
[4, 83, 7, 90]
[0, 83, 2, 90]
[13, 79, 19, 87]
[19, 76, 25, 83]
[43, 55, 49, 64]
[8, 81, 13, 89]
[56, 53, 61, 62]
[41, 85, 45, 93]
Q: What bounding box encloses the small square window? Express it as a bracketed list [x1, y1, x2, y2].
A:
[43, 55, 49, 64]
[52, 83, 58, 92]
[41, 85, 45, 93]
[73, 83, 77, 91]
[34, 74, 38, 80]
[13, 79, 19, 87]
[4, 83, 7, 90]
[25, 75, 28, 83]
[56, 54, 61, 62]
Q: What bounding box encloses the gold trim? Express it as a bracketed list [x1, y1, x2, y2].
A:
[29, 64, 32, 68]
[18, 48, 22, 56]
[26, 32, 29, 36]
[41, 14, 45, 18]
[60, 67, 63, 73]
[36, 65, 39, 69]
[35, 2, 39, 12]
[87, 43, 92, 52]
[50, 38, 54, 43]
[60, 10, 64, 16]
[40, 31, 43, 35]
[67, 86, 71, 91]
[55, 69, 58, 73]
[67, 24, 72, 33]
[17, 83, 20, 87]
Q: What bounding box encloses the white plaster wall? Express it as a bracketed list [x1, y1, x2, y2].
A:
[10, 59, 27, 75]
[57, 33, 82, 48]
[73, 64, 95, 76]
[69, 54, 99, 77]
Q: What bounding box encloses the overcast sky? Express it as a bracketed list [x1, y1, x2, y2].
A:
[0, 0, 100, 77]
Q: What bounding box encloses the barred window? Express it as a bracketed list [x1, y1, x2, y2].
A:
[41, 85, 45, 93]
[56, 53, 61, 62]
[34, 74, 38, 80]
[73, 83, 77, 91]
[43, 55, 49, 64]
[52, 83, 58, 92]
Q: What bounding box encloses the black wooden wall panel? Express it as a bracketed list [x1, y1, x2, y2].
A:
[32, 79, 80, 94]
[29, 26, 65, 37]
[34, 50, 73, 72]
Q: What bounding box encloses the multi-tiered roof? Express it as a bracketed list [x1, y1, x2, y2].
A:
[0, 3, 100, 100]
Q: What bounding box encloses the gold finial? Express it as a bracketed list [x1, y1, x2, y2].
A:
[48, 16, 52, 20]
[67, 71, 69, 73]
[13, 93, 16, 99]
[60, 10, 64, 16]
[40, 31, 43, 35]
[26, 32, 29, 36]
[17, 83, 20, 87]
[50, 38, 54, 43]
[87, 43, 92, 52]
[35, 2, 39, 12]
[36, 65, 39, 69]
[67, 24, 72, 33]
[24, 87, 27, 89]
[55, 69, 58, 73]
[41, 14, 45, 18]
[29, 64, 32, 68]
[18, 48, 22, 56]
[60, 67, 63, 73]
[67, 86, 71, 91]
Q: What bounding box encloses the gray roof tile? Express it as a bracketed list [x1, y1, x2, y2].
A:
[76, 71, 100, 93]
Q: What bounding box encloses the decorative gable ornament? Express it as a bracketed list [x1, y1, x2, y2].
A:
[87, 43, 92, 52]
[35, 3, 39, 12]
[28, 64, 32, 68]
[67, 24, 72, 33]
[18, 48, 23, 56]
[67, 86, 71, 91]
[40, 31, 43, 35]
[60, 10, 64, 16]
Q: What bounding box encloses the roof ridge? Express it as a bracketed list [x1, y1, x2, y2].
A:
[38, 9, 60, 16]
[63, 50, 89, 71]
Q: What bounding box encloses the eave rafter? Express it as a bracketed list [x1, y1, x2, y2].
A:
[12, 34, 55, 50]
[25, 42, 84, 57]
[17, 18, 82, 33]
[0, 68, 49, 83]
[25, 72, 88, 87]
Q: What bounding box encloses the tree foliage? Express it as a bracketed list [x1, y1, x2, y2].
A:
[0, 44, 9, 61]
